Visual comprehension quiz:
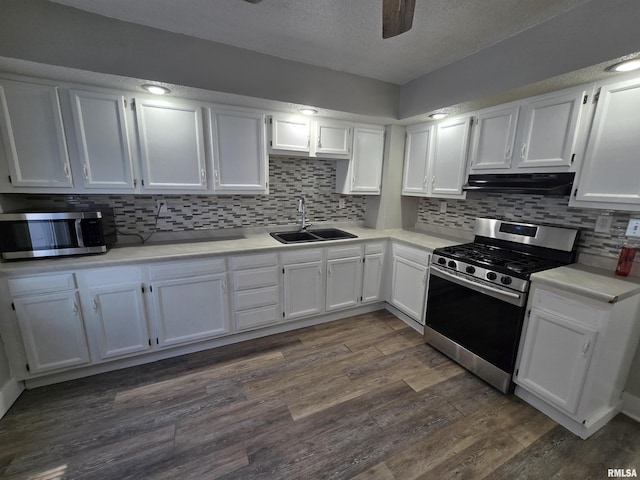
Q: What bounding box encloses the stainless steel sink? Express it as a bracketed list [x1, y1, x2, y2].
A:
[270, 228, 357, 244]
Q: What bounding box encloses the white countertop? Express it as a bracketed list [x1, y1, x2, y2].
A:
[531, 264, 640, 304]
[0, 227, 463, 276]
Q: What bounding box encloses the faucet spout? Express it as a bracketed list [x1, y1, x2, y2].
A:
[297, 196, 312, 231]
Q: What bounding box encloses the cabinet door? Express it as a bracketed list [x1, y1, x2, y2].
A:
[14, 291, 90, 373]
[315, 119, 351, 158]
[430, 116, 471, 198]
[0, 80, 72, 188]
[469, 105, 519, 171]
[152, 273, 230, 347]
[516, 308, 597, 415]
[283, 261, 324, 320]
[362, 253, 385, 303]
[212, 109, 267, 193]
[136, 98, 208, 190]
[517, 90, 585, 169]
[402, 123, 433, 195]
[326, 256, 362, 311]
[69, 90, 135, 190]
[390, 255, 428, 323]
[575, 78, 640, 205]
[350, 126, 385, 193]
[270, 114, 310, 152]
[88, 283, 150, 360]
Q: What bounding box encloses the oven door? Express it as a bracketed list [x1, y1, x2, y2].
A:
[424, 264, 527, 392]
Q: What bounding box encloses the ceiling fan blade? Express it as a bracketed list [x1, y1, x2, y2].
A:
[382, 0, 416, 39]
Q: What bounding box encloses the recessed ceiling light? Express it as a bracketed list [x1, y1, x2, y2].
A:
[429, 113, 447, 120]
[605, 59, 640, 73]
[299, 108, 318, 116]
[142, 84, 171, 95]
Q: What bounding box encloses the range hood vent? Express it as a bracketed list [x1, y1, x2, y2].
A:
[463, 172, 575, 196]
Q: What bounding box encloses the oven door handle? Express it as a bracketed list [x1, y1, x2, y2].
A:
[430, 265, 526, 307]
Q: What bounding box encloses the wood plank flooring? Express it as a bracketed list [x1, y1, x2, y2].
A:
[1, 310, 639, 479]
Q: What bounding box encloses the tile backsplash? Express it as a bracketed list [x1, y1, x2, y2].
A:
[417, 193, 638, 260]
[8, 156, 365, 236]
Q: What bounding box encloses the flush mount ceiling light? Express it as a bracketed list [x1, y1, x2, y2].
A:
[429, 113, 447, 120]
[299, 108, 318, 116]
[142, 84, 171, 95]
[605, 59, 640, 73]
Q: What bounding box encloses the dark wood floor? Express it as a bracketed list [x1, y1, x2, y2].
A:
[1, 310, 639, 479]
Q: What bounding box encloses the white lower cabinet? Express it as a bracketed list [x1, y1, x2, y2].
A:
[326, 244, 364, 312]
[389, 243, 430, 323]
[362, 243, 386, 303]
[79, 267, 150, 361]
[515, 284, 640, 438]
[149, 259, 230, 347]
[7, 273, 90, 374]
[282, 248, 325, 321]
[231, 252, 280, 331]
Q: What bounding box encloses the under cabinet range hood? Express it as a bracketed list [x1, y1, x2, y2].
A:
[463, 172, 575, 195]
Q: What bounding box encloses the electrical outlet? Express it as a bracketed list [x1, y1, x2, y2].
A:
[339, 198, 346, 209]
[155, 200, 167, 214]
[626, 218, 640, 237]
[439, 201, 447, 213]
[594, 214, 613, 233]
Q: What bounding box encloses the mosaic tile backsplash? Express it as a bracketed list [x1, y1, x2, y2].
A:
[11, 156, 366, 235]
[417, 193, 638, 260]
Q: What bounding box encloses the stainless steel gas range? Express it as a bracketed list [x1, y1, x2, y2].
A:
[424, 218, 579, 393]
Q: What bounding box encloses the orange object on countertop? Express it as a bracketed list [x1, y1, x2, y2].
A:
[615, 245, 636, 276]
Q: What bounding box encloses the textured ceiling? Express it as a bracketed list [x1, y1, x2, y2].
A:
[49, 0, 591, 85]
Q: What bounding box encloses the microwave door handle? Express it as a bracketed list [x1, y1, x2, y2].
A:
[75, 219, 85, 247]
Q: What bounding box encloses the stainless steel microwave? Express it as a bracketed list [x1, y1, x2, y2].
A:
[0, 211, 116, 260]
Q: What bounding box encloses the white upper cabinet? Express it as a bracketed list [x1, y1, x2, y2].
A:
[431, 116, 472, 198]
[572, 76, 640, 209]
[336, 125, 385, 195]
[211, 109, 268, 194]
[0, 79, 72, 188]
[516, 89, 586, 169]
[469, 87, 587, 174]
[401, 123, 433, 195]
[312, 119, 352, 158]
[401, 116, 470, 199]
[468, 104, 519, 171]
[68, 89, 135, 190]
[135, 98, 208, 191]
[269, 114, 310, 153]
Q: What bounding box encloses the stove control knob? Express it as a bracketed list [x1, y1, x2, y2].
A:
[448, 260, 457, 269]
[437, 257, 446, 265]
[465, 266, 476, 274]
[501, 276, 513, 285]
[486, 272, 497, 281]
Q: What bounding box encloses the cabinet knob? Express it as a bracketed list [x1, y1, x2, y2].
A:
[201, 168, 206, 184]
[505, 144, 512, 159]
[72, 302, 78, 314]
[64, 163, 71, 179]
[83, 164, 89, 180]
[582, 339, 591, 356]
[92, 296, 98, 311]
[521, 143, 527, 159]
[222, 280, 227, 293]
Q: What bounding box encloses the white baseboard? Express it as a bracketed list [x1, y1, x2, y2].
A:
[622, 392, 640, 422]
[0, 377, 24, 418]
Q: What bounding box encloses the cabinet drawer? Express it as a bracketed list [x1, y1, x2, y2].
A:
[392, 243, 430, 265]
[149, 258, 226, 280]
[9, 273, 76, 296]
[233, 266, 279, 290]
[365, 242, 386, 255]
[236, 304, 280, 331]
[234, 286, 279, 311]
[231, 253, 278, 270]
[327, 244, 363, 260]
[531, 288, 602, 328]
[282, 248, 323, 264]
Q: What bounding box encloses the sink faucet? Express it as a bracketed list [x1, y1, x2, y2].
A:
[297, 196, 312, 231]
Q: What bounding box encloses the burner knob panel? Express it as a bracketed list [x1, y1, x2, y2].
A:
[448, 261, 457, 269]
[501, 276, 513, 285]
[437, 258, 446, 265]
[486, 272, 497, 281]
[465, 266, 476, 274]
